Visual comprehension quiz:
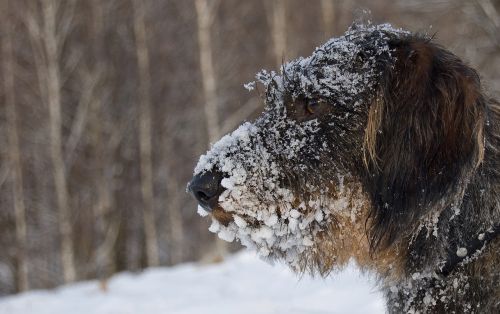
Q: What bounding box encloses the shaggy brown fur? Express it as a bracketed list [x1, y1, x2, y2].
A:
[363, 36, 499, 313]
[190, 27, 499, 313]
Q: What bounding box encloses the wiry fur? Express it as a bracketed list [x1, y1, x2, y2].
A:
[190, 25, 499, 313]
[363, 36, 500, 313]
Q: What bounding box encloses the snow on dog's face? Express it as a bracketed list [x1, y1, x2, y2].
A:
[191, 24, 407, 271]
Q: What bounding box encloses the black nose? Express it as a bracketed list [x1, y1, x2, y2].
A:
[188, 170, 224, 212]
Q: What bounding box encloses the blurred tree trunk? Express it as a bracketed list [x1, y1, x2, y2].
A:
[88, 0, 119, 278]
[2, 0, 29, 292]
[195, 0, 229, 261]
[162, 121, 185, 264]
[165, 172, 185, 264]
[321, 0, 336, 37]
[266, 0, 287, 67]
[195, 0, 221, 143]
[132, 0, 160, 267]
[41, 0, 76, 283]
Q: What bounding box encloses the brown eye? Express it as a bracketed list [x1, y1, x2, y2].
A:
[306, 99, 321, 114]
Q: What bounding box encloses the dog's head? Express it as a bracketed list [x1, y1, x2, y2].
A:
[188, 24, 486, 273]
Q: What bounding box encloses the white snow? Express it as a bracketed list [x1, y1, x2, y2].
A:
[243, 81, 256, 91]
[197, 205, 209, 217]
[456, 247, 468, 257]
[0, 252, 385, 314]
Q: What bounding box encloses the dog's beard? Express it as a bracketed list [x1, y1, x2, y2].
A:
[194, 112, 361, 269]
[209, 180, 364, 271]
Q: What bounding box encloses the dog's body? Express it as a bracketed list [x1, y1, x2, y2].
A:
[189, 24, 499, 313]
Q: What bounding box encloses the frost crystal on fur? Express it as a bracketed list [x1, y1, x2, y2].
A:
[193, 24, 406, 268]
[257, 23, 408, 104]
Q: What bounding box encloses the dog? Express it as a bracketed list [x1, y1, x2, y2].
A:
[188, 23, 499, 313]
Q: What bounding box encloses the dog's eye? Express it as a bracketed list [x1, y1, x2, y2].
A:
[355, 51, 369, 68]
[305, 99, 321, 114]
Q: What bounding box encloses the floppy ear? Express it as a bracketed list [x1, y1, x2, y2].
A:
[363, 37, 486, 250]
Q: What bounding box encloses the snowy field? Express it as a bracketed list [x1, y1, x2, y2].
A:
[0, 252, 385, 314]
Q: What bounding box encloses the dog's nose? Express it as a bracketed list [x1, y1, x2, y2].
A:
[189, 170, 223, 212]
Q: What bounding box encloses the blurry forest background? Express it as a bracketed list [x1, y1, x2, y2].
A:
[0, 0, 498, 295]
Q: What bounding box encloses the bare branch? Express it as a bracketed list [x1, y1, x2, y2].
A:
[65, 69, 103, 170]
[24, 6, 48, 106]
[56, 0, 78, 45]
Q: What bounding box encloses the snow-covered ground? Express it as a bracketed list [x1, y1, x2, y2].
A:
[0, 252, 385, 314]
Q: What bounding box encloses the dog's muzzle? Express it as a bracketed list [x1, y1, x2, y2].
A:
[188, 170, 224, 212]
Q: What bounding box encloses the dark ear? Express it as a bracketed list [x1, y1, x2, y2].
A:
[363, 37, 486, 250]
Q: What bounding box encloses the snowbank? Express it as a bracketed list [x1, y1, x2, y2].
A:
[0, 252, 385, 314]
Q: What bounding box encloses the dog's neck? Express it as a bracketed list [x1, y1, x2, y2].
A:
[438, 114, 500, 274]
